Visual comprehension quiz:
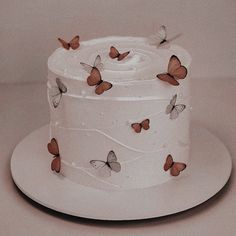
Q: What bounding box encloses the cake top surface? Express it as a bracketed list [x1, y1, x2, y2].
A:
[48, 36, 191, 83]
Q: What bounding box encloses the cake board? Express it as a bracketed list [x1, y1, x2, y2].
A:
[10, 123, 232, 221]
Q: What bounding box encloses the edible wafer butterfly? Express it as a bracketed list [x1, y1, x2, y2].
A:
[148, 25, 181, 47]
[109, 46, 130, 61]
[164, 154, 186, 176]
[49, 78, 67, 108]
[58, 35, 80, 50]
[80, 55, 112, 95]
[166, 94, 186, 120]
[90, 151, 121, 177]
[156, 55, 187, 86]
[131, 119, 150, 133]
[47, 138, 61, 173]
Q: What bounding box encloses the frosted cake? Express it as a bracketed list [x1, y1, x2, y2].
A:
[47, 33, 191, 190]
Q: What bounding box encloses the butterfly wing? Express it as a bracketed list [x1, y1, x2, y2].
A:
[158, 25, 167, 43]
[168, 55, 181, 74]
[51, 156, 61, 173]
[58, 38, 70, 50]
[164, 154, 173, 171]
[156, 73, 179, 86]
[107, 150, 117, 162]
[141, 119, 150, 130]
[56, 78, 67, 93]
[118, 51, 130, 61]
[80, 62, 93, 74]
[87, 67, 102, 86]
[69, 35, 80, 50]
[47, 138, 59, 156]
[172, 66, 187, 80]
[171, 162, 186, 176]
[131, 123, 142, 133]
[49, 86, 62, 108]
[170, 94, 177, 106]
[90, 160, 106, 169]
[107, 151, 121, 173]
[109, 46, 120, 59]
[170, 104, 186, 120]
[168, 55, 187, 80]
[175, 104, 186, 113]
[148, 25, 167, 46]
[95, 81, 112, 95]
[94, 55, 102, 67]
[90, 160, 111, 177]
[166, 94, 177, 114]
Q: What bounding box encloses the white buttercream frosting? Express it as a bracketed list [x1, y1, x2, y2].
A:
[47, 36, 191, 190]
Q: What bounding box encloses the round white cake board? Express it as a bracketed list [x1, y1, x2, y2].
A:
[10, 124, 232, 221]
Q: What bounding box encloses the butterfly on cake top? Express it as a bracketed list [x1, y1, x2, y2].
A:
[80, 55, 113, 95]
[48, 27, 188, 178]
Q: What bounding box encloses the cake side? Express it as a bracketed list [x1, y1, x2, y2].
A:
[47, 36, 191, 190]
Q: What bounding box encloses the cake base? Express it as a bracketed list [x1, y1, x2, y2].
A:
[10, 124, 232, 221]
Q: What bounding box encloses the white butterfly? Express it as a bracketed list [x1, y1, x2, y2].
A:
[148, 25, 181, 48]
[49, 78, 67, 108]
[80, 55, 104, 73]
[166, 94, 186, 120]
[90, 151, 121, 177]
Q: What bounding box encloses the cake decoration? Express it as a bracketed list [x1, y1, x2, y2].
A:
[166, 94, 186, 120]
[58, 35, 80, 50]
[131, 119, 150, 133]
[148, 25, 181, 48]
[90, 150, 121, 177]
[163, 154, 186, 176]
[47, 138, 61, 173]
[47, 35, 191, 189]
[49, 78, 67, 108]
[156, 55, 187, 86]
[109, 46, 130, 61]
[80, 55, 112, 95]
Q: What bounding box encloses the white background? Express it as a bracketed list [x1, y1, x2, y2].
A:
[0, 0, 236, 83]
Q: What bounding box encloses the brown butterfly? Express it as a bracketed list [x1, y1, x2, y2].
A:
[58, 35, 80, 50]
[109, 46, 130, 61]
[80, 55, 112, 95]
[47, 138, 61, 173]
[156, 55, 187, 86]
[163, 154, 186, 176]
[131, 119, 150, 133]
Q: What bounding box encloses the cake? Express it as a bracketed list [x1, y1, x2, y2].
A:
[47, 32, 191, 190]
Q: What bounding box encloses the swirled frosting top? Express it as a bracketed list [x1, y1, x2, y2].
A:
[48, 36, 191, 99]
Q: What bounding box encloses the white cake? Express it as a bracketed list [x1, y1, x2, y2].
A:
[47, 36, 191, 190]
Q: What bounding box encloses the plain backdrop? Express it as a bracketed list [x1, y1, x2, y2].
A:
[0, 0, 236, 84]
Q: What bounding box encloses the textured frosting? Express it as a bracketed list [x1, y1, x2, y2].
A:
[47, 36, 191, 190]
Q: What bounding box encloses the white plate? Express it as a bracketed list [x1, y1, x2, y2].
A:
[10, 124, 232, 221]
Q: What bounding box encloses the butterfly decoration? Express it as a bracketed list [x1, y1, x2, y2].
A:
[148, 25, 181, 48]
[80, 55, 112, 95]
[47, 138, 61, 173]
[131, 119, 150, 133]
[163, 154, 186, 176]
[109, 46, 130, 61]
[58, 35, 80, 50]
[156, 55, 187, 86]
[166, 94, 186, 120]
[90, 151, 121, 177]
[49, 78, 67, 108]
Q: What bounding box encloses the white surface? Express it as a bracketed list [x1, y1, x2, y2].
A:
[1, 0, 236, 83]
[0, 80, 235, 234]
[47, 36, 191, 190]
[10, 124, 232, 220]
